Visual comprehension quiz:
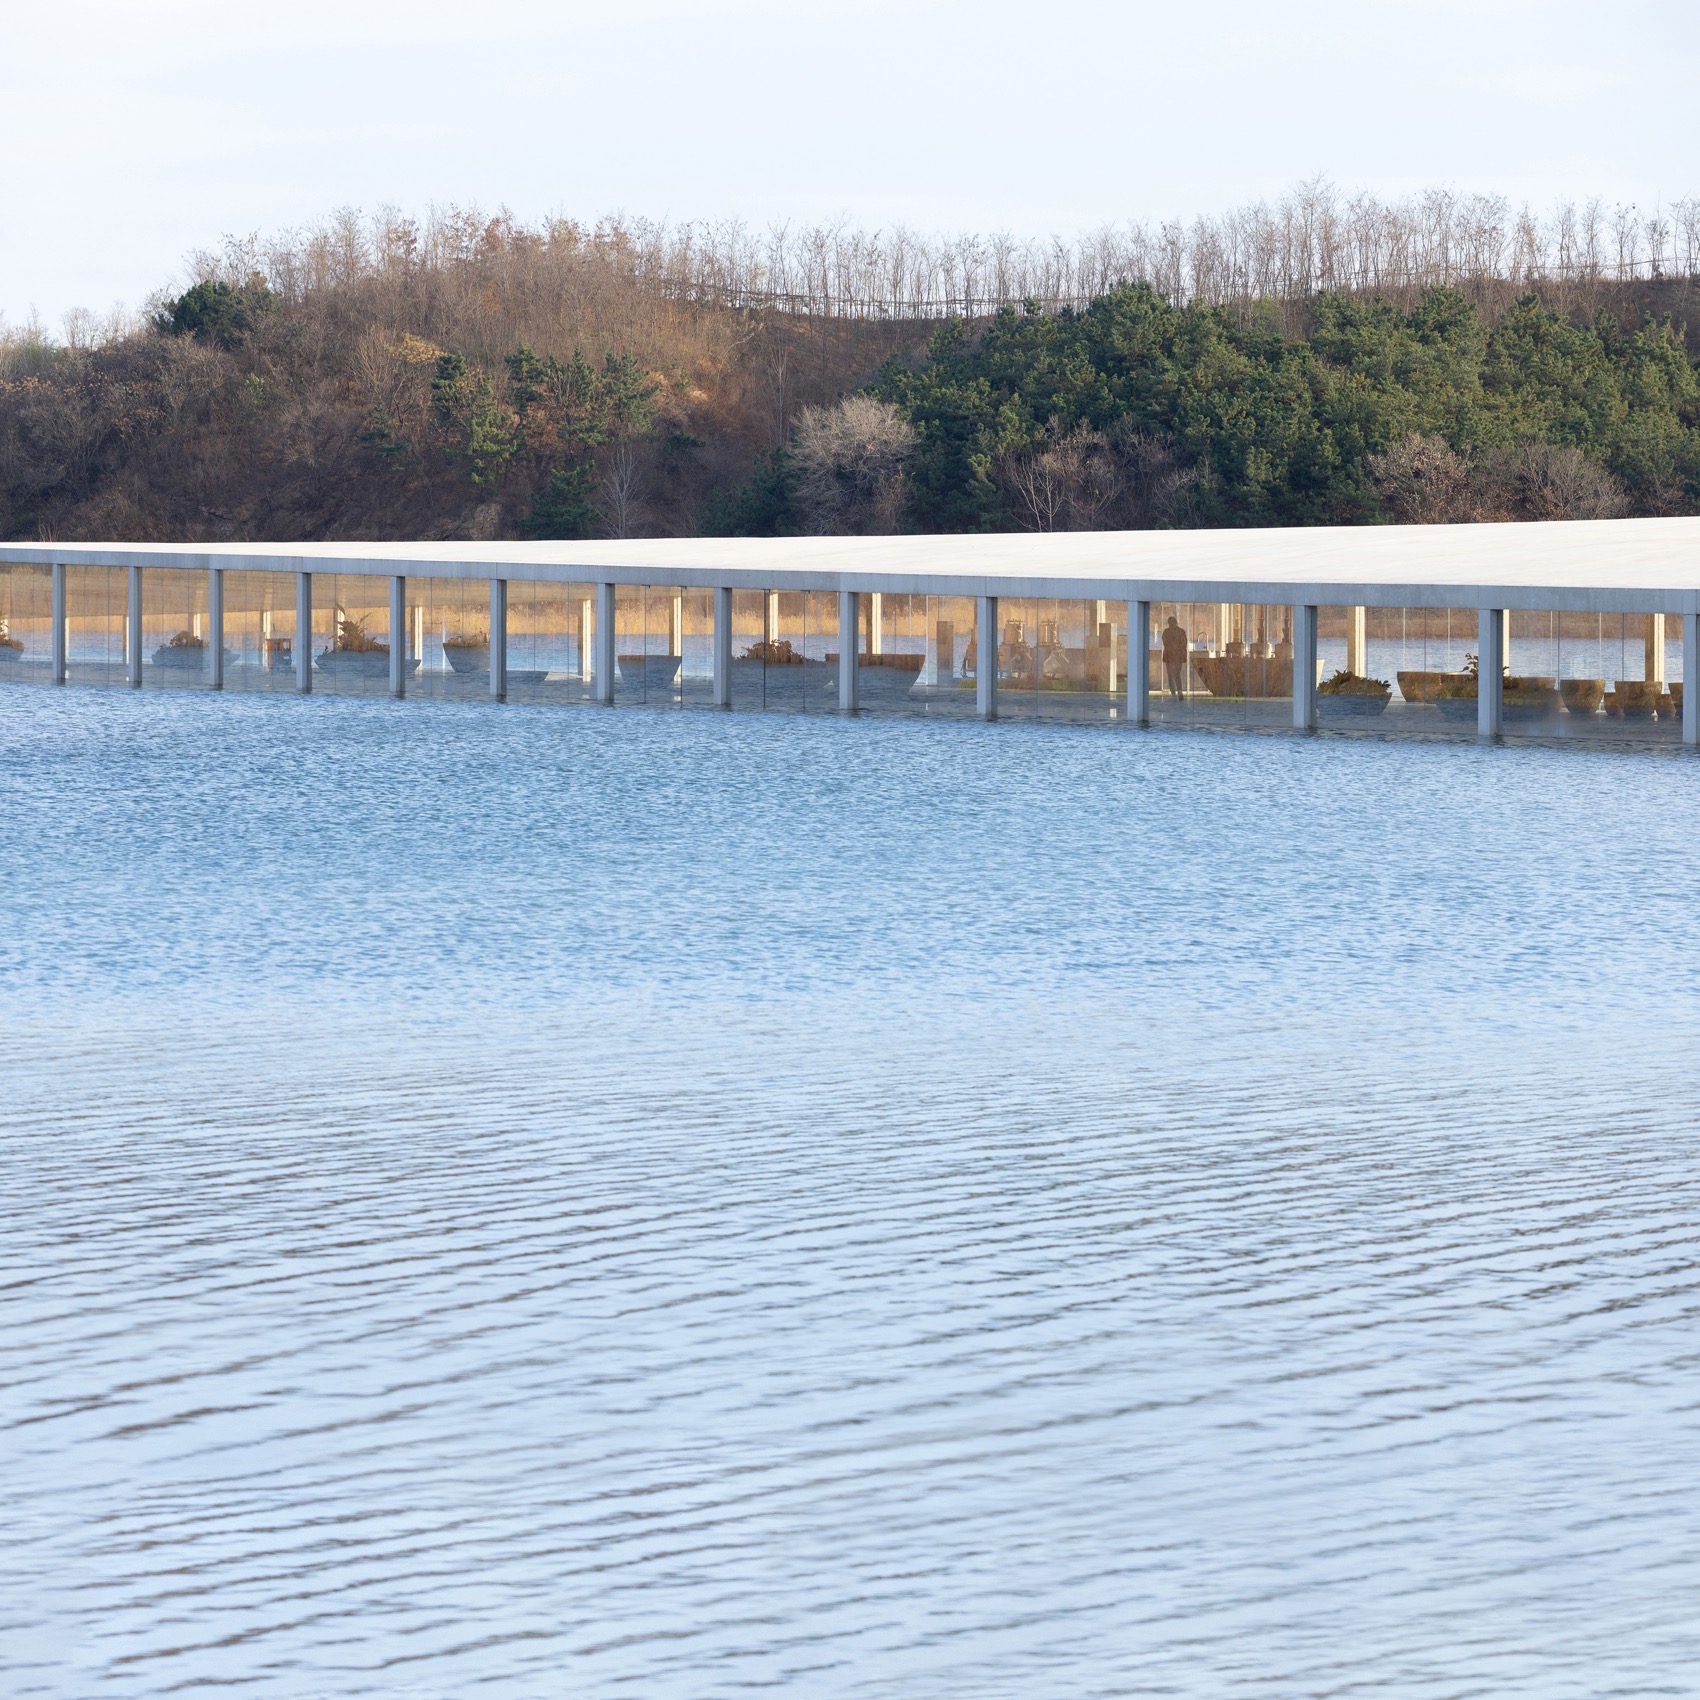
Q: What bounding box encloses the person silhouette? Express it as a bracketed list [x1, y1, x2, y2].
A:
[1162, 615, 1189, 698]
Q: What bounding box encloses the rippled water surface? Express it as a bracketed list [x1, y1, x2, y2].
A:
[3, 687, 1698, 1698]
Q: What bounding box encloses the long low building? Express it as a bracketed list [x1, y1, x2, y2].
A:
[1, 519, 1696, 744]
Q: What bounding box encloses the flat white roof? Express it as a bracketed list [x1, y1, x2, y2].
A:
[4, 516, 1698, 612]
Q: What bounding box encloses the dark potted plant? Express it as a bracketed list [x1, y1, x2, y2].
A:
[1316, 668, 1392, 716]
[740, 639, 804, 665]
[151, 628, 233, 671]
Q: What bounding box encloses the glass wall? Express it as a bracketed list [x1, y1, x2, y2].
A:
[64, 566, 128, 688]
[1146, 601, 1294, 732]
[0, 564, 52, 683]
[506, 580, 597, 707]
[970, 596, 1128, 727]
[2, 563, 1687, 756]
[1308, 606, 1687, 745]
[403, 577, 490, 703]
[307, 574, 394, 699]
[855, 592, 924, 716]
[879, 594, 980, 720]
[223, 570, 300, 691]
[729, 590, 837, 714]
[140, 567, 214, 690]
[610, 585, 714, 710]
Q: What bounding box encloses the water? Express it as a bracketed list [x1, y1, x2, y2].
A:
[3, 686, 1698, 1698]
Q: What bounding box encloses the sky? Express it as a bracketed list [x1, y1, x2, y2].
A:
[2, 0, 1696, 329]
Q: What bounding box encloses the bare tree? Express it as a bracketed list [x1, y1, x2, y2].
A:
[599, 440, 648, 538]
[1368, 434, 1474, 523]
[790, 395, 915, 533]
[1503, 443, 1625, 519]
[996, 424, 1121, 531]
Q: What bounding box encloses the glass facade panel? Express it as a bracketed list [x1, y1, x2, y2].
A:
[65, 566, 128, 688]
[0, 564, 52, 684]
[405, 577, 489, 703]
[506, 580, 596, 707]
[856, 592, 925, 717]
[1314, 605, 1478, 740]
[223, 570, 299, 692]
[918, 594, 981, 719]
[140, 567, 214, 689]
[734, 590, 836, 714]
[310, 574, 395, 698]
[612, 585, 693, 710]
[1147, 601, 1293, 732]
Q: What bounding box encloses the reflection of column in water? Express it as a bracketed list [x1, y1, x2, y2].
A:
[764, 590, 779, 646]
[869, 591, 883, 656]
[579, 598, 593, 681]
[413, 603, 424, 666]
[1646, 613, 1666, 684]
[670, 592, 683, 658]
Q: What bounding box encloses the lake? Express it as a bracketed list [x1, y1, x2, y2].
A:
[2, 685, 1697, 1697]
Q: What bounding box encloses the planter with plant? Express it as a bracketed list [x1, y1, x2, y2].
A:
[315, 613, 419, 680]
[1316, 669, 1392, 716]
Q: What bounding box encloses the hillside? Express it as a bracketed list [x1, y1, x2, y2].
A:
[3, 193, 1699, 543]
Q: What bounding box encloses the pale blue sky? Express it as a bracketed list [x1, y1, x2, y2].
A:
[3, 0, 1695, 327]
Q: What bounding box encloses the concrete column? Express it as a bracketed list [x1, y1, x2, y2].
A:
[295, 571, 313, 693]
[869, 591, 883, 656]
[976, 594, 998, 720]
[1684, 613, 1697, 747]
[838, 590, 859, 712]
[712, 587, 732, 708]
[579, 597, 594, 682]
[1293, 605, 1319, 730]
[126, 565, 143, 687]
[1127, 600, 1149, 725]
[1646, 612, 1667, 685]
[1346, 605, 1366, 677]
[1477, 606, 1504, 737]
[208, 568, 224, 689]
[671, 591, 684, 658]
[389, 575, 406, 698]
[595, 582, 616, 703]
[50, 563, 66, 684]
[489, 578, 507, 701]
